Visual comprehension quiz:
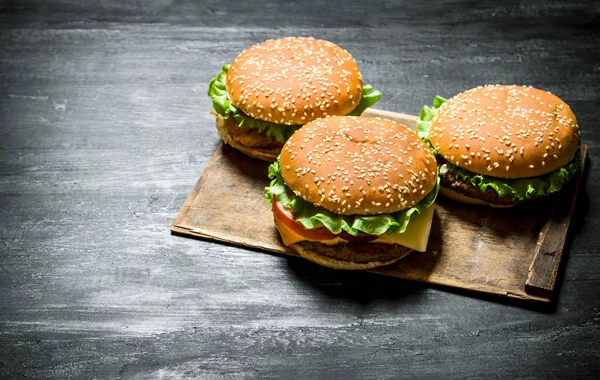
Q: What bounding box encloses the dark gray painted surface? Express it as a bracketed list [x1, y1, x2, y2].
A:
[0, 1, 599, 378]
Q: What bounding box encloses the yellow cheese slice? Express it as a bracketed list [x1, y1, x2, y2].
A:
[274, 205, 435, 252]
[374, 204, 434, 251]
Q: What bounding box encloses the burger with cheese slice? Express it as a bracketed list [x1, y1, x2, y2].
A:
[208, 37, 381, 161]
[417, 85, 581, 207]
[264, 116, 439, 270]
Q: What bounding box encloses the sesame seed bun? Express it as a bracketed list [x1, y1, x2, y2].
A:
[226, 37, 363, 126]
[280, 116, 438, 215]
[429, 85, 579, 179]
[291, 241, 412, 270]
[215, 113, 281, 162]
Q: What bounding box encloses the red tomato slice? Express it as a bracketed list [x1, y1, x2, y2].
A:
[272, 195, 337, 240]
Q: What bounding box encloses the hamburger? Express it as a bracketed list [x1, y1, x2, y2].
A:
[264, 116, 439, 270]
[208, 37, 381, 161]
[417, 85, 581, 207]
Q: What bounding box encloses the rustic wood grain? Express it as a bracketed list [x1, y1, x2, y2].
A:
[1, 1, 599, 379]
[172, 109, 588, 303]
[525, 144, 589, 297]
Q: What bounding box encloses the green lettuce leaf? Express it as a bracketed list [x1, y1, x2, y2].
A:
[440, 149, 580, 201]
[416, 95, 580, 200]
[264, 158, 440, 236]
[416, 95, 447, 153]
[208, 64, 381, 143]
[347, 84, 383, 116]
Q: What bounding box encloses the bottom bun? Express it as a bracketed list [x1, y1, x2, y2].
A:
[440, 187, 515, 209]
[215, 113, 281, 162]
[290, 241, 412, 270]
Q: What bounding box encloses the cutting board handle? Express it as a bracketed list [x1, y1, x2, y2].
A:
[525, 144, 588, 298]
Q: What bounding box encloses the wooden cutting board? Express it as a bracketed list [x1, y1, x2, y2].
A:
[171, 108, 588, 303]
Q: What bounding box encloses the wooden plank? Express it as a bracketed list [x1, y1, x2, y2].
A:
[171, 108, 587, 303]
[361, 108, 417, 124]
[525, 144, 588, 297]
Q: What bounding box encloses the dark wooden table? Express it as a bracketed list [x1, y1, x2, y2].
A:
[1, 1, 599, 378]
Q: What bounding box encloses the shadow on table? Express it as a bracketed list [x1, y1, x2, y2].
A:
[284, 257, 431, 304]
[286, 255, 565, 312]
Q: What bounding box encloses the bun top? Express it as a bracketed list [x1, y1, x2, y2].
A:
[226, 37, 363, 126]
[429, 85, 579, 179]
[280, 116, 437, 215]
